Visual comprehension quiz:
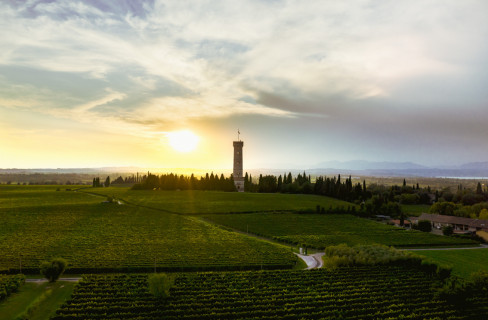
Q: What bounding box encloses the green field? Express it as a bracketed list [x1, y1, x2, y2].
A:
[0, 187, 296, 272]
[52, 267, 488, 320]
[86, 187, 354, 214]
[415, 248, 488, 278]
[402, 204, 431, 217]
[0, 280, 76, 320]
[204, 213, 477, 249]
[1, 185, 488, 318]
[0, 185, 100, 209]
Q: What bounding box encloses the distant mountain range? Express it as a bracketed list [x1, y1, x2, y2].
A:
[309, 161, 488, 178]
[314, 160, 428, 171]
[1, 161, 488, 178]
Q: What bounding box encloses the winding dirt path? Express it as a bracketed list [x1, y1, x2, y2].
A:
[295, 253, 325, 269]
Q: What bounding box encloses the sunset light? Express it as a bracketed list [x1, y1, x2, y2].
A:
[167, 130, 200, 153]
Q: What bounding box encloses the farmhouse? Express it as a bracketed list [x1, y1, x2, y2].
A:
[414, 213, 488, 233]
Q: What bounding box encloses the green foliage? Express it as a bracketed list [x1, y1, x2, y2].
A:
[0, 274, 25, 301]
[480, 208, 488, 220]
[323, 244, 452, 280]
[52, 268, 485, 320]
[258, 175, 278, 193]
[417, 220, 432, 232]
[430, 201, 457, 216]
[104, 176, 110, 187]
[92, 177, 102, 188]
[205, 213, 476, 249]
[132, 172, 236, 192]
[323, 244, 421, 269]
[400, 193, 420, 204]
[436, 271, 488, 308]
[470, 270, 488, 290]
[40, 258, 67, 282]
[442, 225, 454, 236]
[400, 204, 431, 217]
[148, 273, 175, 299]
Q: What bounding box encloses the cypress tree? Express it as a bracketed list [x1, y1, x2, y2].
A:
[477, 182, 483, 194]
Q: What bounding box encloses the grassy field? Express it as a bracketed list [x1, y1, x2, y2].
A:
[86, 187, 355, 214]
[402, 204, 431, 217]
[0, 280, 76, 320]
[415, 248, 488, 278]
[204, 213, 477, 249]
[0, 186, 296, 272]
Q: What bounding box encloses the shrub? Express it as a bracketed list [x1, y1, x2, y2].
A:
[470, 270, 488, 291]
[436, 271, 488, 306]
[417, 220, 432, 232]
[148, 273, 175, 299]
[323, 244, 451, 279]
[40, 258, 67, 282]
[324, 244, 420, 269]
[442, 225, 454, 236]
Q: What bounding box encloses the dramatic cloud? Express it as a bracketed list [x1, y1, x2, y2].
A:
[1, 0, 488, 168]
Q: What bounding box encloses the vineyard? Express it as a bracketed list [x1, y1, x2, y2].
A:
[52, 266, 488, 320]
[204, 213, 477, 248]
[86, 187, 354, 214]
[0, 185, 100, 209]
[0, 202, 296, 273]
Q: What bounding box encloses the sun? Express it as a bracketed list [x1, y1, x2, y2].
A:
[167, 130, 200, 152]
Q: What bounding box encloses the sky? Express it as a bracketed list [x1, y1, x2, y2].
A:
[1, 0, 488, 170]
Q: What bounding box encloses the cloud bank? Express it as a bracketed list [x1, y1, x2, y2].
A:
[1, 0, 488, 167]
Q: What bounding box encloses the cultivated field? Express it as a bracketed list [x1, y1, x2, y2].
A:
[1, 184, 487, 319]
[0, 186, 296, 273]
[0, 185, 100, 209]
[88, 187, 354, 214]
[51, 266, 488, 320]
[204, 213, 477, 249]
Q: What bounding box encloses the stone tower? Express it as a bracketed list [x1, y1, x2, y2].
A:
[233, 132, 244, 192]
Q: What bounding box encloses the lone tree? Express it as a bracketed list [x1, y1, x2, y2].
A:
[148, 273, 175, 299]
[104, 176, 111, 187]
[40, 258, 67, 282]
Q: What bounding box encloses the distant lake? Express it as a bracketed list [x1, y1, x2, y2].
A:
[436, 176, 488, 180]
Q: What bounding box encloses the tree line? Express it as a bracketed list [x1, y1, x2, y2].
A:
[131, 173, 236, 192]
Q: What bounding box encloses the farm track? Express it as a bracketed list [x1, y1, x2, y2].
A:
[197, 217, 322, 269]
[295, 253, 325, 269]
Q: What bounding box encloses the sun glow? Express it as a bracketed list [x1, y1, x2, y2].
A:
[167, 130, 200, 152]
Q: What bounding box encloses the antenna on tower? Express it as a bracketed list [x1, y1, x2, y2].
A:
[238, 129, 240, 141]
